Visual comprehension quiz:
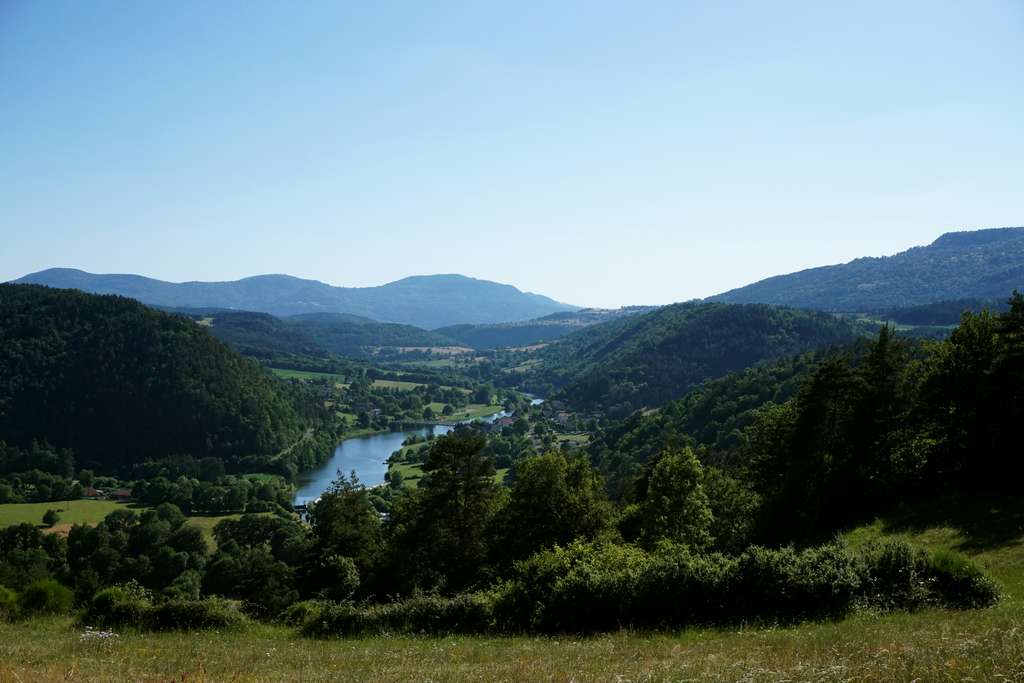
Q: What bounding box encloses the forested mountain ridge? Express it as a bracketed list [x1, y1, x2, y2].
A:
[13, 269, 576, 329]
[711, 226, 1024, 311]
[184, 310, 464, 362]
[525, 302, 859, 413]
[0, 284, 334, 474]
[436, 307, 653, 349]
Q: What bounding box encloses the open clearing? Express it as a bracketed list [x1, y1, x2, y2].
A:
[269, 368, 346, 382]
[0, 501, 248, 547]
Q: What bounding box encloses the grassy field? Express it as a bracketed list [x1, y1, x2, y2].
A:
[389, 462, 509, 488]
[440, 404, 503, 422]
[269, 368, 346, 382]
[0, 500, 130, 528]
[2, 495, 1022, 681]
[0, 501, 249, 548]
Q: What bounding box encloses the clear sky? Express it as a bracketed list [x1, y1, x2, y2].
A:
[2, 1, 1021, 308]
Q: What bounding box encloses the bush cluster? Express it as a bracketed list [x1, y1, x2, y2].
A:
[83, 586, 246, 631]
[301, 593, 494, 637]
[0, 579, 74, 620]
[296, 540, 999, 637]
[493, 540, 998, 634]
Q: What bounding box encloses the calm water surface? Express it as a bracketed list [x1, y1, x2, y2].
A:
[292, 405, 535, 505]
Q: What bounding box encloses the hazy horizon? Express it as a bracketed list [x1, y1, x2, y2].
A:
[3, 2, 1022, 308]
[9, 224, 1016, 310]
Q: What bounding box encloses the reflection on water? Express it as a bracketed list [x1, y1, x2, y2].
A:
[292, 407, 527, 505]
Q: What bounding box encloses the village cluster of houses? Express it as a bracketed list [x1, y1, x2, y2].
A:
[81, 486, 134, 501]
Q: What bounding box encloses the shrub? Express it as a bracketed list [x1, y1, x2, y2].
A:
[302, 602, 372, 637]
[857, 541, 934, 610]
[631, 543, 733, 626]
[728, 542, 860, 619]
[495, 541, 861, 634]
[927, 549, 1001, 609]
[42, 509, 60, 528]
[303, 594, 494, 637]
[17, 578, 74, 616]
[379, 593, 493, 634]
[278, 599, 330, 626]
[0, 585, 17, 620]
[146, 598, 247, 631]
[84, 584, 153, 628]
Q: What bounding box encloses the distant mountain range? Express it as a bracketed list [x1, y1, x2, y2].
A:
[711, 227, 1024, 312]
[12, 269, 576, 329]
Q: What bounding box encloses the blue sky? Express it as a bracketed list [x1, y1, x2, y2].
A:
[2, 1, 1021, 308]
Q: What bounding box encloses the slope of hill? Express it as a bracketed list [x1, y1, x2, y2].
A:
[284, 313, 462, 357]
[880, 297, 1008, 325]
[531, 302, 859, 412]
[186, 311, 330, 361]
[0, 284, 330, 473]
[711, 226, 1024, 312]
[436, 307, 653, 349]
[13, 269, 577, 329]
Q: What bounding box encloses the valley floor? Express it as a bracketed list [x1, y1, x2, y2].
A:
[3, 497, 1023, 682]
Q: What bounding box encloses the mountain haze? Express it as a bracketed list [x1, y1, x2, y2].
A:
[712, 227, 1024, 312]
[13, 269, 576, 329]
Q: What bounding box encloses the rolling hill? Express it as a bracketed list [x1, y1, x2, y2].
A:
[0, 284, 332, 473]
[529, 302, 860, 413]
[436, 307, 653, 349]
[171, 310, 464, 361]
[12, 269, 576, 329]
[711, 226, 1024, 312]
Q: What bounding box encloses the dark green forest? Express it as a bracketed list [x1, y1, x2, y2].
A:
[523, 302, 858, 414]
[0, 285, 336, 477]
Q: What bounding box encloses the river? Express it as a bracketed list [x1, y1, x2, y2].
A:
[293, 399, 543, 505]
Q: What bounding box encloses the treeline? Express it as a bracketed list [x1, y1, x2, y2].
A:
[0, 285, 338, 477]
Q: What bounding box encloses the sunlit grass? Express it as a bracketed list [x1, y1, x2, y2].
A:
[3, 495, 1022, 681]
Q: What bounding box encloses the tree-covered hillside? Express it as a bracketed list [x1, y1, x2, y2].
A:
[528, 302, 858, 414]
[188, 311, 331, 361]
[712, 226, 1024, 312]
[881, 298, 1007, 325]
[284, 313, 462, 357]
[0, 285, 333, 474]
[436, 308, 652, 350]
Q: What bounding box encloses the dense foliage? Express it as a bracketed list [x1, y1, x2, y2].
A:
[528, 301, 857, 414]
[591, 292, 1024, 546]
[0, 285, 335, 476]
